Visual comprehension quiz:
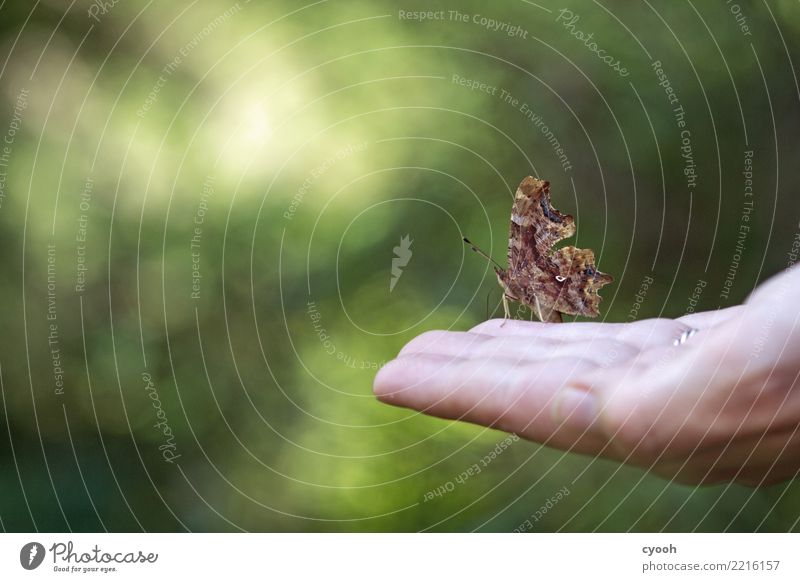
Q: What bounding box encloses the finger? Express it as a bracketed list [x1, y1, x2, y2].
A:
[471, 317, 692, 352]
[399, 330, 640, 366]
[676, 305, 744, 329]
[398, 330, 493, 358]
[373, 353, 609, 454]
[482, 336, 639, 367]
[470, 318, 619, 337]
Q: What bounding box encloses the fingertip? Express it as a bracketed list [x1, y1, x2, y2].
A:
[372, 358, 402, 403]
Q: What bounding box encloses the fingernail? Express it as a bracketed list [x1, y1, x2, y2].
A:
[552, 387, 598, 429]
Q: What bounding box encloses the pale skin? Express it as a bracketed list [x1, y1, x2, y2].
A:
[374, 264, 800, 487]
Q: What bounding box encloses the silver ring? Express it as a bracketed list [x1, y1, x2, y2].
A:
[673, 327, 698, 347]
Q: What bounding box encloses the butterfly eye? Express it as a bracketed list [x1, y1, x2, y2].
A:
[584, 267, 596, 277]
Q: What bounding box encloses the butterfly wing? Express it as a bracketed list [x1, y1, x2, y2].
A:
[507, 177, 575, 274]
[548, 246, 613, 317]
[504, 176, 612, 318]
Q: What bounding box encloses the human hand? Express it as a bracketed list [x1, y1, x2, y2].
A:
[373, 266, 800, 486]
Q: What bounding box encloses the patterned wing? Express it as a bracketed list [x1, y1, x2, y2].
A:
[545, 246, 613, 317]
[507, 177, 575, 275]
[503, 176, 612, 319]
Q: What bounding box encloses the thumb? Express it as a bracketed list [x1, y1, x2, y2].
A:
[551, 344, 705, 463]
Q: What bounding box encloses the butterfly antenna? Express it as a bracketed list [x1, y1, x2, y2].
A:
[463, 237, 503, 269]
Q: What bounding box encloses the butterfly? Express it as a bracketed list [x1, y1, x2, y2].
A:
[466, 176, 613, 323]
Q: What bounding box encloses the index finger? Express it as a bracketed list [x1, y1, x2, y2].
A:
[470, 317, 692, 352]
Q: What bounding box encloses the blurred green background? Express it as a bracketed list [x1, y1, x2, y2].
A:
[1, 0, 799, 532]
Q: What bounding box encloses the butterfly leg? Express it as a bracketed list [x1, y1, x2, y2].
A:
[501, 294, 511, 327]
[534, 295, 564, 323]
[532, 295, 544, 323]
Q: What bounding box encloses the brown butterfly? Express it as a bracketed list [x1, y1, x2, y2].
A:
[466, 176, 613, 323]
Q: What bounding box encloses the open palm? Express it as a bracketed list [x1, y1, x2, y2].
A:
[374, 266, 800, 486]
